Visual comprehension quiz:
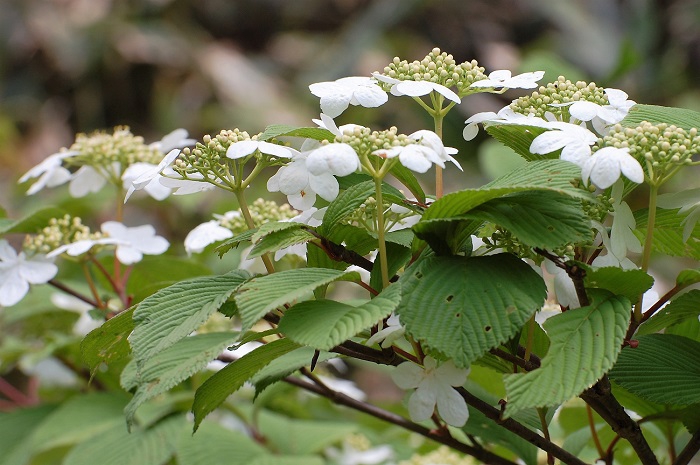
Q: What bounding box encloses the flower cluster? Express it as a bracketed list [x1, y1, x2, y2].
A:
[509, 76, 609, 120]
[22, 214, 103, 255]
[0, 240, 57, 307]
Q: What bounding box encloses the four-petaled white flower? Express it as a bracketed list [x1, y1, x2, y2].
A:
[149, 128, 196, 153]
[309, 77, 388, 118]
[391, 356, 470, 427]
[463, 107, 551, 141]
[366, 313, 405, 348]
[0, 240, 58, 307]
[226, 140, 297, 160]
[550, 88, 636, 134]
[48, 221, 169, 265]
[122, 162, 172, 201]
[184, 213, 238, 255]
[372, 73, 460, 104]
[581, 147, 644, 189]
[375, 130, 460, 174]
[470, 70, 545, 90]
[19, 151, 76, 195]
[125, 148, 181, 202]
[529, 121, 598, 166]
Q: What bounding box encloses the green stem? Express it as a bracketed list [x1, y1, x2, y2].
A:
[374, 176, 390, 289]
[434, 111, 445, 199]
[235, 189, 275, 275]
[635, 184, 659, 321]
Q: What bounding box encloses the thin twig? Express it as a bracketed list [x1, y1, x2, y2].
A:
[48, 279, 99, 308]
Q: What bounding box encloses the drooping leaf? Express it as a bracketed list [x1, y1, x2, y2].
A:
[621, 104, 700, 131]
[397, 254, 546, 368]
[122, 332, 240, 427]
[63, 415, 184, 465]
[504, 292, 631, 416]
[258, 124, 335, 142]
[584, 267, 654, 302]
[637, 290, 700, 336]
[192, 338, 299, 430]
[0, 206, 66, 235]
[634, 208, 700, 260]
[175, 421, 265, 465]
[81, 308, 135, 372]
[278, 284, 401, 350]
[130, 270, 250, 367]
[249, 225, 316, 258]
[609, 334, 700, 406]
[234, 268, 359, 332]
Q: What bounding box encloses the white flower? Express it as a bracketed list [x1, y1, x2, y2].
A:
[549, 88, 635, 134]
[469, 70, 545, 90]
[581, 147, 644, 189]
[590, 220, 638, 270]
[184, 219, 235, 255]
[158, 173, 217, 196]
[274, 207, 325, 261]
[544, 260, 580, 309]
[373, 73, 460, 103]
[69, 164, 112, 198]
[51, 293, 101, 336]
[657, 188, 700, 242]
[0, 240, 58, 307]
[306, 143, 361, 177]
[375, 131, 460, 174]
[391, 356, 470, 427]
[226, 140, 296, 160]
[49, 222, 169, 265]
[366, 313, 405, 348]
[19, 151, 76, 195]
[529, 122, 598, 166]
[463, 107, 551, 141]
[309, 76, 388, 118]
[409, 130, 462, 171]
[122, 162, 172, 201]
[325, 441, 394, 465]
[598, 88, 636, 124]
[149, 128, 196, 153]
[125, 148, 181, 202]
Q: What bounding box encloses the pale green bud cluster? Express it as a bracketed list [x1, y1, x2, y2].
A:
[335, 126, 414, 156]
[379, 47, 487, 95]
[510, 76, 608, 119]
[399, 445, 475, 465]
[23, 214, 103, 254]
[582, 192, 615, 223]
[219, 199, 296, 234]
[480, 224, 538, 262]
[343, 434, 373, 452]
[599, 122, 699, 182]
[177, 129, 252, 176]
[67, 126, 162, 169]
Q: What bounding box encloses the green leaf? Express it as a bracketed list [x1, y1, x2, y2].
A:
[130, 270, 250, 366]
[389, 161, 426, 202]
[258, 124, 335, 142]
[369, 242, 411, 291]
[192, 338, 299, 430]
[0, 207, 66, 235]
[0, 405, 57, 465]
[621, 104, 700, 131]
[278, 284, 401, 350]
[609, 334, 700, 406]
[235, 268, 359, 332]
[81, 308, 135, 372]
[249, 225, 315, 258]
[126, 256, 211, 303]
[637, 290, 700, 336]
[397, 254, 546, 368]
[676, 268, 700, 287]
[318, 180, 375, 235]
[634, 208, 700, 260]
[464, 408, 538, 465]
[251, 347, 336, 396]
[504, 292, 631, 416]
[63, 415, 183, 465]
[122, 332, 240, 427]
[214, 229, 256, 258]
[175, 421, 265, 465]
[584, 267, 654, 302]
[485, 124, 551, 161]
[248, 456, 324, 465]
[464, 190, 591, 249]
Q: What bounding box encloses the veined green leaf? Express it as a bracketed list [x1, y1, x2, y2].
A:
[485, 124, 551, 161]
[621, 104, 700, 131]
[609, 334, 700, 406]
[192, 338, 299, 430]
[637, 290, 700, 336]
[175, 421, 265, 465]
[81, 308, 135, 372]
[397, 254, 546, 368]
[130, 270, 250, 367]
[504, 292, 631, 416]
[126, 256, 211, 304]
[584, 267, 654, 302]
[258, 124, 335, 142]
[234, 268, 359, 332]
[249, 225, 315, 258]
[634, 207, 700, 260]
[676, 268, 700, 287]
[318, 180, 375, 236]
[122, 332, 240, 427]
[0, 206, 66, 235]
[63, 415, 184, 465]
[464, 408, 538, 465]
[215, 229, 256, 258]
[389, 161, 426, 202]
[251, 347, 336, 397]
[278, 284, 401, 350]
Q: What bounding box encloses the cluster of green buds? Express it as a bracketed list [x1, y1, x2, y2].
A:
[218, 199, 296, 235]
[337, 126, 412, 157]
[581, 191, 616, 223]
[23, 214, 103, 254]
[176, 129, 253, 181]
[379, 47, 487, 96]
[510, 76, 608, 119]
[66, 126, 162, 172]
[479, 224, 539, 262]
[599, 121, 700, 185]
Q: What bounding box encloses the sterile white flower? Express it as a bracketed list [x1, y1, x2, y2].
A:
[125, 148, 181, 201]
[122, 162, 172, 201]
[391, 356, 470, 427]
[149, 128, 196, 153]
[366, 313, 405, 348]
[544, 260, 580, 309]
[374, 131, 459, 174]
[100, 221, 169, 264]
[0, 240, 58, 307]
[373, 73, 460, 103]
[309, 76, 388, 118]
[158, 174, 217, 196]
[581, 147, 644, 189]
[549, 88, 635, 134]
[598, 88, 636, 123]
[325, 440, 394, 465]
[590, 220, 638, 270]
[469, 70, 545, 90]
[226, 140, 296, 160]
[306, 143, 361, 177]
[463, 107, 551, 141]
[19, 151, 76, 195]
[409, 130, 462, 171]
[530, 122, 598, 166]
[69, 164, 112, 198]
[657, 188, 700, 242]
[184, 219, 235, 255]
[50, 293, 101, 335]
[47, 238, 123, 258]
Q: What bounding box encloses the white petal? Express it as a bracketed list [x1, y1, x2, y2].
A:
[226, 140, 259, 159]
[257, 141, 295, 158]
[398, 146, 432, 173]
[0, 240, 18, 262]
[288, 190, 317, 210]
[618, 154, 644, 184]
[184, 221, 233, 254]
[429, 82, 461, 103]
[530, 131, 569, 154]
[308, 172, 339, 202]
[320, 94, 352, 119]
[435, 384, 470, 426]
[351, 84, 388, 108]
[435, 359, 469, 387]
[391, 362, 424, 389]
[569, 101, 601, 122]
[276, 163, 310, 195]
[463, 123, 479, 141]
[115, 245, 143, 265]
[393, 80, 434, 97]
[19, 259, 58, 284]
[407, 387, 437, 422]
[0, 270, 30, 306]
[69, 166, 107, 197]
